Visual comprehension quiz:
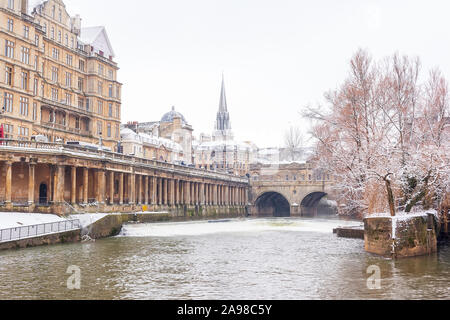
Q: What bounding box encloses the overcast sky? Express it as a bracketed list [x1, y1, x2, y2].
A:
[63, 0, 450, 148]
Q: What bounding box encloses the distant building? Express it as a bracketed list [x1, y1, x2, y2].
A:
[194, 75, 257, 176]
[122, 106, 193, 164]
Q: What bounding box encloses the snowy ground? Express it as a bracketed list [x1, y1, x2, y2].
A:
[0, 212, 66, 229]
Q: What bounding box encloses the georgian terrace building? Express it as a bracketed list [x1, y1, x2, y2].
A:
[0, 0, 122, 150]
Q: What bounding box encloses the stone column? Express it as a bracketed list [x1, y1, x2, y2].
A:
[213, 184, 217, 205]
[180, 181, 185, 205]
[28, 163, 35, 205]
[194, 182, 198, 205]
[119, 172, 124, 205]
[137, 175, 142, 205]
[83, 168, 88, 204]
[200, 183, 205, 205]
[55, 165, 65, 203]
[109, 171, 114, 205]
[152, 176, 157, 205]
[170, 179, 175, 206]
[129, 173, 135, 205]
[97, 170, 105, 204]
[144, 176, 149, 205]
[157, 178, 162, 205]
[186, 181, 191, 205]
[70, 166, 76, 204]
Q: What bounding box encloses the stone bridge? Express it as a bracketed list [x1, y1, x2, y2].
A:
[0, 140, 249, 216]
[248, 163, 336, 217]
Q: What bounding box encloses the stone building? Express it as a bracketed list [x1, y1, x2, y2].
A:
[120, 127, 184, 163]
[0, 0, 122, 149]
[194, 75, 257, 176]
[123, 106, 194, 164]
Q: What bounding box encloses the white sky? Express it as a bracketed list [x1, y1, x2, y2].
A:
[63, 0, 450, 148]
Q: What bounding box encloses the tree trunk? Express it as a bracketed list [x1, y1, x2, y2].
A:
[384, 175, 396, 217]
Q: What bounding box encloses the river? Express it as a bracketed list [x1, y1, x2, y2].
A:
[0, 217, 448, 300]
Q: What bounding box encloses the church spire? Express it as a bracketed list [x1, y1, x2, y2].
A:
[219, 73, 228, 112]
[214, 74, 233, 141]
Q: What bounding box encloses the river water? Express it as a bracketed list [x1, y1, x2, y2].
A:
[0, 217, 448, 300]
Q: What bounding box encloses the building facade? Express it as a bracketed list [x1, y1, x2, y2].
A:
[0, 0, 121, 149]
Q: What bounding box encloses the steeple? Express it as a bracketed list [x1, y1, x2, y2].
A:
[213, 74, 233, 141]
[219, 73, 228, 112]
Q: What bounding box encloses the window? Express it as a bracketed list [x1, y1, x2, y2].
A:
[78, 97, 84, 109]
[86, 98, 90, 111]
[19, 127, 29, 137]
[66, 54, 73, 66]
[33, 78, 38, 95]
[51, 88, 58, 101]
[71, 37, 74, 49]
[58, 31, 61, 43]
[97, 122, 103, 135]
[3, 124, 13, 139]
[35, 35, 39, 47]
[52, 5, 55, 18]
[98, 64, 104, 76]
[24, 26, 29, 39]
[52, 48, 59, 60]
[21, 71, 28, 90]
[98, 101, 103, 115]
[108, 103, 113, 117]
[65, 93, 71, 105]
[34, 55, 38, 70]
[8, 0, 14, 10]
[43, 23, 47, 34]
[4, 93, 13, 113]
[51, 27, 54, 39]
[97, 82, 103, 95]
[21, 47, 30, 64]
[115, 124, 119, 139]
[32, 103, 37, 121]
[59, 9, 62, 22]
[79, 60, 85, 71]
[75, 117, 80, 129]
[20, 97, 29, 116]
[108, 70, 114, 80]
[107, 123, 111, 138]
[65, 72, 72, 87]
[5, 40, 14, 58]
[7, 19, 13, 32]
[51, 67, 58, 82]
[116, 106, 120, 118]
[78, 77, 84, 91]
[108, 84, 113, 98]
[5, 66, 13, 86]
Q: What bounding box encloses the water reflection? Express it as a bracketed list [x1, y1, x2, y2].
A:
[0, 218, 448, 300]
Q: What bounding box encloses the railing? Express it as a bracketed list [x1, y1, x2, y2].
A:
[0, 139, 249, 183]
[0, 219, 81, 243]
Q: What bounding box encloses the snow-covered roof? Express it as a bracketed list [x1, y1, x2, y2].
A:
[28, 0, 47, 15]
[195, 140, 256, 152]
[121, 128, 183, 153]
[79, 26, 115, 58]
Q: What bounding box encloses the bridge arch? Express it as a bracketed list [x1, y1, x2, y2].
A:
[301, 192, 335, 216]
[255, 191, 291, 217]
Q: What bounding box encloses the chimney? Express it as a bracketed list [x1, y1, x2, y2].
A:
[71, 14, 82, 35]
[21, 0, 28, 14]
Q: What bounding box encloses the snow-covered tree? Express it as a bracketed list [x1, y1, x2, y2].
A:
[304, 49, 450, 218]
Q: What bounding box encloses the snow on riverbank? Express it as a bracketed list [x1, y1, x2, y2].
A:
[0, 212, 66, 229]
[69, 213, 109, 229]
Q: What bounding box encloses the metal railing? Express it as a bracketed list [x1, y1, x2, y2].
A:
[0, 219, 81, 243]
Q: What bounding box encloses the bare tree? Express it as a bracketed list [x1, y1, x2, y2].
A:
[284, 126, 304, 162]
[304, 49, 450, 218]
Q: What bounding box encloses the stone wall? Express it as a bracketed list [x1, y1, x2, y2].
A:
[0, 230, 80, 251]
[364, 214, 438, 258]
